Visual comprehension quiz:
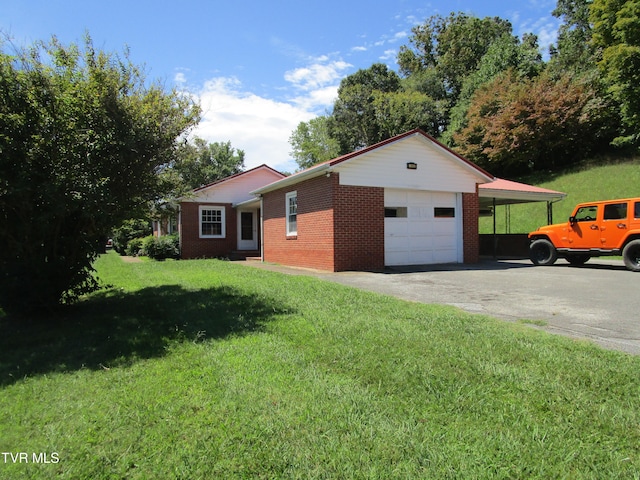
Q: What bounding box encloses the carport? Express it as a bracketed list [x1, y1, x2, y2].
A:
[478, 178, 566, 257]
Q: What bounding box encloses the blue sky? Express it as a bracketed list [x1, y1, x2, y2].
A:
[1, 0, 561, 172]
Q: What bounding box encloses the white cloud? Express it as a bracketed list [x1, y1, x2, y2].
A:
[391, 31, 408, 43]
[379, 49, 397, 61]
[290, 85, 339, 112]
[174, 72, 187, 85]
[185, 55, 353, 174]
[189, 76, 316, 173]
[284, 60, 352, 92]
[405, 14, 420, 26]
[535, 20, 560, 52]
[518, 16, 561, 55]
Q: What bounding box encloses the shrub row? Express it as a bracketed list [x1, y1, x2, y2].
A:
[126, 235, 180, 260]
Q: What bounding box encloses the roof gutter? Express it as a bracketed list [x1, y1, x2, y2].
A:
[251, 163, 333, 195]
[479, 189, 567, 202]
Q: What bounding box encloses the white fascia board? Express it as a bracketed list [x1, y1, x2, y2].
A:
[479, 189, 566, 202]
[233, 197, 261, 208]
[251, 163, 332, 195]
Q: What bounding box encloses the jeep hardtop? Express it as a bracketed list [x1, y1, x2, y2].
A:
[528, 197, 640, 271]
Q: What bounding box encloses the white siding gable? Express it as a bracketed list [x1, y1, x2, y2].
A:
[187, 167, 284, 204]
[333, 134, 488, 193]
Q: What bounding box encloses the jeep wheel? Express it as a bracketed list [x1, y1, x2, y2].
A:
[566, 253, 590, 266]
[622, 239, 640, 272]
[530, 239, 558, 266]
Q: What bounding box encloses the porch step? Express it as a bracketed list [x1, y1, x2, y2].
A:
[230, 251, 261, 261]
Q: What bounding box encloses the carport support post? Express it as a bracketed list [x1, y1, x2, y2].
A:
[492, 197, 497, 259]
[547, 201, 553, 225]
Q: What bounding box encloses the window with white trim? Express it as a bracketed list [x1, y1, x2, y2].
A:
[285, 191, 297, 236]
[199, 206, 226, 238]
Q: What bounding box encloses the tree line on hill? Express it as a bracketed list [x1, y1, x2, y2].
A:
[289, 0, 640, 178]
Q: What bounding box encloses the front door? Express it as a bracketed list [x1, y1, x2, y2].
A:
[237, 209, 258, 251]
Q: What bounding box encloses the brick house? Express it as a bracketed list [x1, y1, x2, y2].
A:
[252, 129, 494, 271]
[179, 164, 285, 259]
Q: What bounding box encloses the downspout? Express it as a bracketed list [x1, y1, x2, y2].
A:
[259, 195, 264, 263]
[177, 206, 182, 258]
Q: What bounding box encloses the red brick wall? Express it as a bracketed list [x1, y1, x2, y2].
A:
[333, 182, 385, 271]
[462, 188, 480, 263]
[262, 174, 336, 270]
[262, 174, 384, 272]
[180, 202, 236, 259]
[263, 175, 478, 270]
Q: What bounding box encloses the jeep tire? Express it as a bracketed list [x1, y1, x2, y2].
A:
[530, 239, 558, 266]
[622, 239, 640, 272]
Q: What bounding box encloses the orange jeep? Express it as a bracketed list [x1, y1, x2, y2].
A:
[528, 197, 640, 271]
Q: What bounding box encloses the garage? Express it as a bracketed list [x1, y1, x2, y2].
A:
[254, 129, 495, 271]
[384, 188, 462, 266]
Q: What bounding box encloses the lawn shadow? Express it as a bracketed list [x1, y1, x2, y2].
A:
[0, 285, 293, 387]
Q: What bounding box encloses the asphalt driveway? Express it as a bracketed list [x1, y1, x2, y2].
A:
[245, 258, 640, 356]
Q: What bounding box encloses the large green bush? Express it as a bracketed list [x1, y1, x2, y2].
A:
[125, 237, 146, 257]
[0, 36, 199, 313]
[141, 235, 180, 260]
[112, 219, 152, 255]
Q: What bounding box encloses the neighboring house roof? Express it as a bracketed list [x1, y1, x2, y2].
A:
[191, 164, 284, 193]
[181, 164, 286, 205]
[479, 178, 566, 206]
[252, 129, 494, 195]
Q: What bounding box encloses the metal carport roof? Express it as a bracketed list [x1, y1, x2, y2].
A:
[479, 178, 566, 207]
[478, 178, 566, 257]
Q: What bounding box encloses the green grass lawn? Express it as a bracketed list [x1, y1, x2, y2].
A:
[1, 252, 640, 479]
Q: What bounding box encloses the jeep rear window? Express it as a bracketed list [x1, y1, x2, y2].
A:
[604, 203, 627, 220]
[574, 205, 597, 222]
[635, 202, 640, 219]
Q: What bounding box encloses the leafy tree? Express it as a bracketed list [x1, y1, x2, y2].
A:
[289, 116, 340, 170]
[399, 68, 448, 100]
[330, 63, 402, 152]
[111, 218, 153, 255]
[0, 35, 200, 313]
[454, 70, 616, 176]
[591, 0, 640, 145]
[171, 137, 245, 191]
[371, 89, 443, 139]
[443, 32, 543, 145]
[398, 13, 513, 102]
[549, 0, 596, 74]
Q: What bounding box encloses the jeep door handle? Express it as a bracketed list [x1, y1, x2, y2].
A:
[617, 223, 627, 229]
[590, 225, 599, 230]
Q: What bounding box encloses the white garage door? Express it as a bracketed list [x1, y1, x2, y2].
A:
[384, 189, 461, 266]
